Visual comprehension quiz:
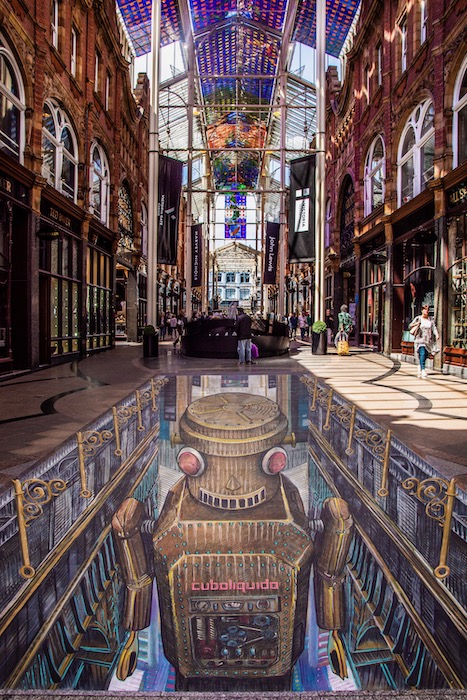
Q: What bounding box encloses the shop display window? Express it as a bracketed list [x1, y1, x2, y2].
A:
[87, 246, 112, 350]
[41, 233, 81, 358]
[360, 258, 385, 341]
[449, 215, 467, 349]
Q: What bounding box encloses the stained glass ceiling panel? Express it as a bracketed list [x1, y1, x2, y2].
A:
[118, 0, 360, 59]
[117, 0, 181, 56]
[198, 25, 279, 76]
[189, 0, 287, 33]
[294, 0, 360, 57]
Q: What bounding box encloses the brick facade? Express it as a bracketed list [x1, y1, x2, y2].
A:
[0, 0, 149, 373]
[324, 0, 467, 367]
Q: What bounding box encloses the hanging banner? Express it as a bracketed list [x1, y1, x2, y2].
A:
[191, 224, 203, 287]
[288, 155, 316, 263]
[157, 155, 183, 265]
[263, 222, 280, 284]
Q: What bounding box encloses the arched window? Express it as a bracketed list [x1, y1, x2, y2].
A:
[90, 142, 110, 226]
[364, 136, 385, 216]
[453, 56, 467, 168]
[397, 100, 434, 206]
[42, 100, 78, 202]
[0, 35, 25, 162]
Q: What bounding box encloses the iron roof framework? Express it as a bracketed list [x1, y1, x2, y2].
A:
[117, 0, 358, 194]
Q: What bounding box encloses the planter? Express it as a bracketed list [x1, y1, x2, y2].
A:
[143, 332, 159, 358]
[312, 332, 327, 355]
[444, 346, 467, 367]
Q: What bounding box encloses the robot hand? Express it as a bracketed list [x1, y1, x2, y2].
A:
[313, 498, 353, 679]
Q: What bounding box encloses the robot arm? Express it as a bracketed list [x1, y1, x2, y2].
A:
[111, 498, 154, 680]
[313, 497, 353, 678]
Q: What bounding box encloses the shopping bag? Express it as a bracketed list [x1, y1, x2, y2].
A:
[337, 339, 350, 355]
[251, 342, 259, 359]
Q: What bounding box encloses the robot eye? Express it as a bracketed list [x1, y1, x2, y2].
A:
[262, 447, 287, 475]
[177, 447, 205, 477]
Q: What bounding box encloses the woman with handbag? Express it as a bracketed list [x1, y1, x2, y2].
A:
[409, 304, 439, 379]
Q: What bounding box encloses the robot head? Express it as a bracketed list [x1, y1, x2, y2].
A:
[177, 392, 289, 509]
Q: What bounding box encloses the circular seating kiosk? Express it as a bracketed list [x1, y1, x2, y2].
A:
[180, 316, 290, 359]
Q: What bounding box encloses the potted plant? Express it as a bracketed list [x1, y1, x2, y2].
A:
[311, 320, 328, 355]
[143, 324, 159, 358]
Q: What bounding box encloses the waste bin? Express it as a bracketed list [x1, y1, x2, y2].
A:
[143, 330, 159, 358]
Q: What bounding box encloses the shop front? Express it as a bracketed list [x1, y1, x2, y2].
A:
[359, 233, 387, 351]
[0, 166, 32, 373]
[38, 197, 83, 366]
[392, 203, 436, 357]
[445, 180, 467, 369]
[86, 223, 114, 353]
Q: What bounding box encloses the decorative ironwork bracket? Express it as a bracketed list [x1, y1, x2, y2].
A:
[402, 473, 467, 579]
[76, 429, 113, 498]
[13, 478, 67, 579]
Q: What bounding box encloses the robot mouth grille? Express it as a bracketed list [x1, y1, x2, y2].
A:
[198, 487, 266, 510]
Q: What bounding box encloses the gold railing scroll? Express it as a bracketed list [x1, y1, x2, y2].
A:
[13, 478, 67, 579]
[402, 473, 467, 579]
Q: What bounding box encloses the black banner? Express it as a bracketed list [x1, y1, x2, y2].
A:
[288, 155, 316, 263]
[158, 155, 183, 265]
[263, 222, 280, 284]
[191, 224, 202, 286]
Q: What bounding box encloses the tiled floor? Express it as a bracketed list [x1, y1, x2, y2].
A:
[0, 339, 466, 482]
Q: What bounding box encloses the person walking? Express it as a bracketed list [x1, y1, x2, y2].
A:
[159, 312, 166, 340]
[169, 313, 178, 344]
[298, 312, 307, 340]
[289, 312, 298, 340]
[338, 304, 353, 336]
[234, 307, 255, 365]
[409, 304, 439, 379]
[325, 308, 335, 346]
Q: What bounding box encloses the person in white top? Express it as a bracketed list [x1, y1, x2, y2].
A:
[409, 304, 439, 379]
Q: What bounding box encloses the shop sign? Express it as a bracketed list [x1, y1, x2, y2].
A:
[40, 201, 80, 233]
[0, 172, 28, 202]
[191, 224, 203, 287]
[447, 182, 467, 209]
[36, 226, 60, 241]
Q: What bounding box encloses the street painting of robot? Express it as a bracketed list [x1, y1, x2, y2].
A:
[112, 391, 353, 691]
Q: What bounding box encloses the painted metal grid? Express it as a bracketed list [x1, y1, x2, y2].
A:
[117, 0, 181, 56]
[293, 0, 360, 57]
[189, 0, 287, 32]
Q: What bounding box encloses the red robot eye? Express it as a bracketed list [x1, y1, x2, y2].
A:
[262, 447, 287, 475]
[177, 448, 205, 477]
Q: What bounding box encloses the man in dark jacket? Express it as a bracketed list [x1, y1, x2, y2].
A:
[234, 307, 254, 365]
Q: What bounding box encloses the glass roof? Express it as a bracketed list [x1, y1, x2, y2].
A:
[118, 0, 360, 194]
